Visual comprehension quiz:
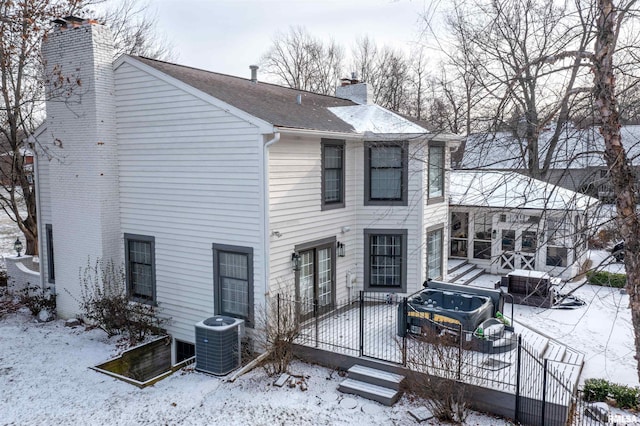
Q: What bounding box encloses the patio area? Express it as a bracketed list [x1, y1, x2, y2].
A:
[286, 293, 584, 398]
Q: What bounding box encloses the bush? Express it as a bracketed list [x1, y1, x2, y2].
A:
[260, 295, 301, 376]
[586, 271, 626, 288]
[79, 259, 165, 346]
[583, 378, 611, 402]
[610, 383, 640, 409]
[20, 285, 56, 319]
[583, 378, 640, 409]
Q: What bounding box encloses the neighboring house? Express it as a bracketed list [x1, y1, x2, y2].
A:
[457, 125, 640, 200]
[35, 18, 459, 362]
[449, 170, 598, 280]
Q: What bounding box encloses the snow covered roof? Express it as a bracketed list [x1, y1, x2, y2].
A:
[450, 170, 598, 211]
[460, 125, 640, 169]
[328, 104, 428, 136]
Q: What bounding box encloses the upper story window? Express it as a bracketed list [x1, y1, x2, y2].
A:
[125, 234, 156, 303]
[365, 142, 408, 206]
[428, 145, 444, 201]
[321, 139, 345, 210]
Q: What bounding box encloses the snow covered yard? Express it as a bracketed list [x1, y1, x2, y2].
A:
[0, 309, 511, 426]
[511, 282, 637, 387]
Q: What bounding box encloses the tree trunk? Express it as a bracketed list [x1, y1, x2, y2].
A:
[593, 0, 640, 381]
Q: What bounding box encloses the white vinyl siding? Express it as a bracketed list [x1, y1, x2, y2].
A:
[115, 62, 265, 343]
[269, 137, 432, 298]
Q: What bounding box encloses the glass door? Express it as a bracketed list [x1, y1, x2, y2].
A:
[297, 242, 335, 319]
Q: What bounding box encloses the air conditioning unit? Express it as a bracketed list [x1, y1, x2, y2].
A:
[195, 316, 244, 375]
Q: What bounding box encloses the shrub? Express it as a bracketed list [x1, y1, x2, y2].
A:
[586, 271, 626, 288]
[20, 285, 56, 319]
[610, 383, 640, 409]
[260, 294, 301, 376]
[583, 378, 611, 402]
[583, 378, 640, 409]
[79, 259, 165, 346]
[405, 326, 471, 424]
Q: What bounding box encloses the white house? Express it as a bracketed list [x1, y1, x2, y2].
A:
[35, 17, 459, 362]
[449, 170, 598, 280]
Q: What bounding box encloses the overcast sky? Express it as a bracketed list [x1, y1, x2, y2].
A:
[151, 0, 430, 80]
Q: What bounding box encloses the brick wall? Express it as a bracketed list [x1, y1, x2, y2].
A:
[41, 22, 121, 318]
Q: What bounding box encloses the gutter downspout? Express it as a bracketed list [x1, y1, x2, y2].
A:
[262, 131, 280, 318]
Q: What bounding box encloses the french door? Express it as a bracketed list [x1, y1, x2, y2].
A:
[499, 229, 537, 271]
[296, 240, 335, 318]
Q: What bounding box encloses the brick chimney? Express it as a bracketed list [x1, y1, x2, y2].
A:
[41, 17, 121, 318]
[335, 72, 373, 105]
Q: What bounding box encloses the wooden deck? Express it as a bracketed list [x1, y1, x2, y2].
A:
[295, 302, 584, 397]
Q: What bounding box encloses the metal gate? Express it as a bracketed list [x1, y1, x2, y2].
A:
[515, 338, 575, 426]
[360, 292, 405, 364]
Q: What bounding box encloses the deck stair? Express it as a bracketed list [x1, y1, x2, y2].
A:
[338, 364, 404, 406]
[517, 323, 585, 388]
[447, 262, 485, 285]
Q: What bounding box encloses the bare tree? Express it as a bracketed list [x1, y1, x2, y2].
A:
[0, 0, 88, 255]
[440, 0, 640, 380]
[439, 0, 595, 180]
[590, 0, 640, 381]
[98, 0, 174, 60]
[261, 26, 344, 96]
[0, 0, 172, 256]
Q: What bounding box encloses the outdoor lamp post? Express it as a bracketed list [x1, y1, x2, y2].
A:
[14, 238, 23, 257]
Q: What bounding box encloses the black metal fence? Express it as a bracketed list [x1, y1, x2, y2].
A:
[276, 291, 584, 426]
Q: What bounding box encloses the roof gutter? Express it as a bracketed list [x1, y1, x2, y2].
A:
[262, 131, 280, 318]
[275, 126, 361, 141]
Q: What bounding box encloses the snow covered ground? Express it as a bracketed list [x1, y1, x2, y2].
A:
[0, 212, 637, 424]
[0, 310, 512, 425]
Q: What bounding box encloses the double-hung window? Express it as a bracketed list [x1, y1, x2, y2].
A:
[364, 229, 407, 292]
[365, 142, 408, 206]
[125, 234, 156, 303]
[321, 139, 345, 210]
[213, 244, 254, 325]
[428, 145, 444, 201]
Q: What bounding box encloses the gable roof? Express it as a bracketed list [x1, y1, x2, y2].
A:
[133, 56, 359, 134]
[450, 170, 598, 211]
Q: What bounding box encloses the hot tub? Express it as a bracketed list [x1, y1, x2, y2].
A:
[398, 288, 494, 335]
